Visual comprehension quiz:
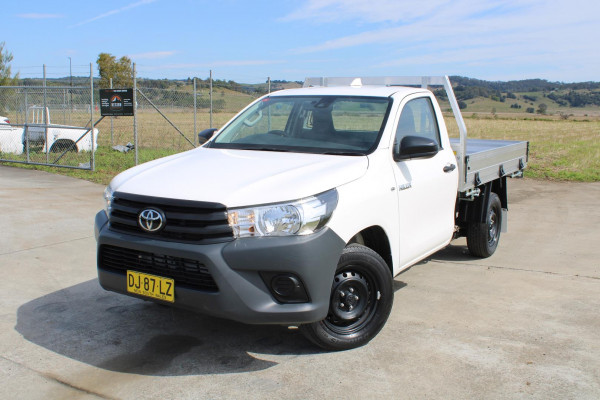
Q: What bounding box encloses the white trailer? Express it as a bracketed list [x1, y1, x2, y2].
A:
[0, 107, 98, 155]
[23, 106, 98, 153]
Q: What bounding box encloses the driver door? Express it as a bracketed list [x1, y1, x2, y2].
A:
[391, 94, 458, 268]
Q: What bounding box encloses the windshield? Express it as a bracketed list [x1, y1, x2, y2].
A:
[210, 95, 392, 155]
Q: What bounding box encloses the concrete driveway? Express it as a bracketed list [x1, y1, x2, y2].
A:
[1, 165, 599, 399]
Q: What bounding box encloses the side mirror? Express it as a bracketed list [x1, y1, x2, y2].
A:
[198, 128, 217, 145]
[394, 136, 439, 161]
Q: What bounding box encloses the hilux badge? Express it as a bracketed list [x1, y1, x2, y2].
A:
[138, 209, 164, 232]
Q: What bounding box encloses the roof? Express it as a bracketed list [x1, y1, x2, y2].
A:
[268, 85, 428, 98]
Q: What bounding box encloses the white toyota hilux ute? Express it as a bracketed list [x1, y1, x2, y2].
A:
[95, 76, 528, 350]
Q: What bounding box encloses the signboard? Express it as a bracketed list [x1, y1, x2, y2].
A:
[100, 89, 134, 116]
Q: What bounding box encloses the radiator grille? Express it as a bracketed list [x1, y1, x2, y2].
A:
[108, 192, 233, 244]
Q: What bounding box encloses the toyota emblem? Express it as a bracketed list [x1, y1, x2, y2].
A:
[138, 208, 165, 232]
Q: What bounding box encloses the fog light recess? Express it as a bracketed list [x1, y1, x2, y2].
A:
[260, 272, 309, 304]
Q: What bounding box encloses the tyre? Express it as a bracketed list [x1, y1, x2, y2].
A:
[300, 244, 393, 351]
[50, 140, 77, 153]
[467, 192, 502, 258]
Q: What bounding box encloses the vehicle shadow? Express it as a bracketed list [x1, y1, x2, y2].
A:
[15, 278, 409, 376]
[410, 243, 476, 267]
[15, 280, 316, 376]
[394, 280, 407, 291]
[429, 243, 476, 263]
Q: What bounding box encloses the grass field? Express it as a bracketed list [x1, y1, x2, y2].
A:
[2, 110, 598, 185]
[445, 115, 599, 181]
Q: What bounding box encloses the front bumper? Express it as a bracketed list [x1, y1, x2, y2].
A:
[95, 211, 345, 324]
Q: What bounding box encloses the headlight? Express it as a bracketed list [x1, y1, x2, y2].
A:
[103, 186, 114, 216]
[227, 189, 338, 238]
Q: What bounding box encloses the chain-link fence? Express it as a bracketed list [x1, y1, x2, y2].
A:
[0, 84, 97, 169]
[1, 64, 270, 174]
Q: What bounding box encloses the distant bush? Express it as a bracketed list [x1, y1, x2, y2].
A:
[537, 103, 548, 114]
[559, 112, 572, 120]
[526, 107, 535, 113]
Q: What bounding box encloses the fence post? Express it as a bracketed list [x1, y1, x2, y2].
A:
[193, 77, 197, 145]
[110, 78, 114, 147]
[133, 63, 138, 165]
[267, 77, 271, 131]
[63, 89, 66, 124]
[209, 69, 213, 129]
[90, 63, 95, 171]
[25, 88, 30, 163]
[43, 64, 49, 164]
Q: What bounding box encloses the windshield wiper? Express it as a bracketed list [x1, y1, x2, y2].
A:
[240, 147, 290, 152]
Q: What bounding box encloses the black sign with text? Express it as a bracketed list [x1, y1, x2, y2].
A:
[100, 89, 134, 116]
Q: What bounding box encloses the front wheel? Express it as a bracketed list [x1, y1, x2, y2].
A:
[467, 192, 502, 258]
[300, 244, 393, 351]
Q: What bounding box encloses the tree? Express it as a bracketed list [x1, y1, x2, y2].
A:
[0, 42, 19, 86]
[96, 53, 133, 88]
[537, 103, 548, 114]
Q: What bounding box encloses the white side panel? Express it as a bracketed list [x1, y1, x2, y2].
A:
[0, 127, 24, 154]
[327, 147, 401, 274]
[43, 127, 99, 153]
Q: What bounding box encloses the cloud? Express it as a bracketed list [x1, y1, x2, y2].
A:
[280, 0, 446, 24]
[70, 0, 157, 28]
[130, 51, 177, 60]
[281, 0, 599, 80]
[18, 13, 63, 19]
[288, 0, 538, 53]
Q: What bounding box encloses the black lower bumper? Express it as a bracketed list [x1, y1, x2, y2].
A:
[95, 211, 345, 324]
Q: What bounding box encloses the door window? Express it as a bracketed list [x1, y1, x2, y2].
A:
[395, 97, 441, 148]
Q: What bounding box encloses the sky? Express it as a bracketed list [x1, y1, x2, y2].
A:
[3, 0, 599, 83]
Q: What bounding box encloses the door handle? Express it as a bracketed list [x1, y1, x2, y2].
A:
[443, 164, 456, 173]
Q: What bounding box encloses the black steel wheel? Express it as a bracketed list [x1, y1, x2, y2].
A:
[301, 244, 393, 350]
[467, 192, 502, 258]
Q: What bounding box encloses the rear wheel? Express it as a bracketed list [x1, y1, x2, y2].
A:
[50, 140, 77, 153]
[300, 244, 393, 351]
[467, 192, 502, 258]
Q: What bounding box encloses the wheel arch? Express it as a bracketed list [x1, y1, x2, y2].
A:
[348, 225, 393, 274]
[50, 139, 78, 153]
[458, 177, 507, 227]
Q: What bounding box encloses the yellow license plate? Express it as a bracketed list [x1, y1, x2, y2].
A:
[127, 270, 175, 303]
